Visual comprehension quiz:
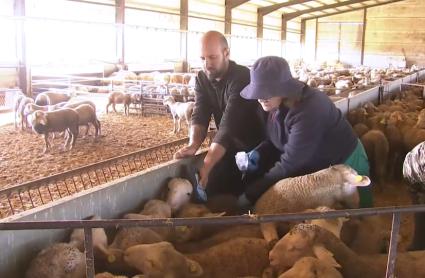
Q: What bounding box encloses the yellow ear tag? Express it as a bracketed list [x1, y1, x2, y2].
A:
[355, 175, 363, 182]
[189, 262, 197, 272]
[380, 119, 386, 124]
[107, 254, 116, 263]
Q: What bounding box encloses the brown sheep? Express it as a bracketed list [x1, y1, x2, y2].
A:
[73, 104, 101, 138]
[360, 130, 389, 185]
[352, 123, 369, 138]
[35, 91, 71, 106]
[29, 108, 79, 153]
[106, 91, 131, 116]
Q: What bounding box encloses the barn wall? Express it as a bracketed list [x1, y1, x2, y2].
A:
[305, 0, 425, 67]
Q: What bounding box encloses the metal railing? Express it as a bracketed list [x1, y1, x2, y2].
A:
[1, 205, 424, 278]
[0, 132, 214, 219]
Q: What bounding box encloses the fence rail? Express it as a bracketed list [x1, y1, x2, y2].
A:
[0, 132, 214, 219]
[1, 205, 424, 278]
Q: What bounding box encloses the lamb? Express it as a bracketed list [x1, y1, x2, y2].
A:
[29, 108, 79, 153]
[25, 243, 86, 278]
[360, 130, 389, 185]
[63, 99, 96, 110]
[13, 92, 25, 129]
[106, 91, 131, 116]
[269, 224, 425, 278]
[24, 103, 50, 116]
[254, 164, 371, 244]
[35, 91, 72, 106]
[352, 123, 369, 138]
[163, 95, 195, 134]
[164, 178, 193, 214]
[17, 97, 34, 130]
[278, 257, 342, 278]
[303, 206, 348, 239]
[124, 237, 270, 278]
[174, 203, 225, 243]
[73, 104, 101, 138]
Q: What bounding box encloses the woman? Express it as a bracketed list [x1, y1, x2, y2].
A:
[403, 142, 425, 250]
[237, 56, 372, 208]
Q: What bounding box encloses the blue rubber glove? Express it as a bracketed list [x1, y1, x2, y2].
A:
[194, 172, 207, 202]
[247, 150, 260, 172]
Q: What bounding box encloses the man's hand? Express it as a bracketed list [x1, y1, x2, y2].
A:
[174, 145, 198, 159]
[199, 165, 211, 189]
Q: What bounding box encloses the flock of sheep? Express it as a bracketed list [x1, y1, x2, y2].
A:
[348, 86, 425, 184]
[14, 91, 101, 153]
[25, 164, 417, 278]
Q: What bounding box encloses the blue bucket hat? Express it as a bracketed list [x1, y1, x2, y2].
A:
[240, 56, 305, 100]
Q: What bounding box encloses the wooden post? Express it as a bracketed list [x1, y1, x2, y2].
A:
[115, 0, 125, 67]
[360, 8, 367, 65]
[14, 0, 30, 96]
[314, 18, 318, 61]
[300, 19, 306, 58]
[180, 0, 188, 72]
[281, 15, 287, 57]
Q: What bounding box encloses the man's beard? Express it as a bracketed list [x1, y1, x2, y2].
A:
[206, 68, 223, 81]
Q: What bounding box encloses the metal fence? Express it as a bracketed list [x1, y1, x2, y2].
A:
[1, 205, 424, 278]
[0, 132, 214, 219]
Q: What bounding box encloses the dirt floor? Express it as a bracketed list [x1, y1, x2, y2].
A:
[0, 112, 188, 190]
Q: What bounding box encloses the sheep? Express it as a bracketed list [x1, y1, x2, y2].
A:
[106, 91, 131, 116]
[164, 178, 193, 214]
[17, 97, 34, 130]
[162, 95, 195, 134]
[35, 91, 72, 106]
[13, 92, 25, 129]
[269, 224, 425, 278]
[95, 273, 128, 278]
[24, 103, 50, 116]
[254, 164, 371, 244]
[303, 206, 348, 239]
[25, 243, 86, 278]
[174, 203, 225, 243]
[352, 123, 369, 138]
[174, 224, 262, 253]
[73, 104, 101, 139]
[29, 108, 79, 153]
[124, 237, 270, 278]
[63, 99, 96, 110]
[360, 130, 389, 185]
[278, 257, 342, 278]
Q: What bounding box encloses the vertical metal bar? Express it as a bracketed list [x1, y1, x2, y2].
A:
[47, 185, 54, 201]
[94, 170, 101, 185]
[63, 180, 71, 195]
[83, 227, 95, 278]
[360, 8, 367, 65]
[7, 195, 15, 215]
[101, 168, 108, 182]
[79, 174, 87, 190]
[28, 190, 35, 208]
[127, 160, 132, 173]
[386, 212, 401, 278]
[71, 177, 78, 192]
[55, 182, 63, 198]
[37, 188, 44, 204]
[87, 172, 94, 187]
[114, 163, 121, 177]
[18, 192, 25, 210]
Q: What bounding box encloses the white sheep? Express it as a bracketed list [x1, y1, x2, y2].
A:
[163, 95, 195, 134]
[254, 164, 371, 244]
[164, 178, 193, 214]
[124, 237, 270, 278]
[17, 97, 34, 130]
[25, 243, 86, 278]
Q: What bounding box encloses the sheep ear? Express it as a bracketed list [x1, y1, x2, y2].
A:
[313, 245, 341, 268]
[185, 258, 203, 277]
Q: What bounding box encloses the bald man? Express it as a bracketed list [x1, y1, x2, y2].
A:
[174, 31, 265, 197]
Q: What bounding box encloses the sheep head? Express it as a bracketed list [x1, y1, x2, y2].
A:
[330, 164, 370, 187]
[278, 257, 342, 278]
[165, 178, 193, 213]
[162, 95, 176, 106]
[124, 242, 203, 277]
[270, 224, 339, 274]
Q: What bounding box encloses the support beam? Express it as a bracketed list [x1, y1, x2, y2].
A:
[115, 0, 125, 67]
[258, 0, 315, 16]
[225, 0, 250, 35]
[302, 0, 405, 20]
[314, 18, 318, 61]
[281, 15, 287, 57]
[360, 8, 367, 65]
[180, 0, 188, 72]
[300, 19, 306, 46]
[14, 0, 30, 96]
[282, 0, 371, 21]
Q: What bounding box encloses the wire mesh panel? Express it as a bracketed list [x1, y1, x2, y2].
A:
[0, 133, 214, 219]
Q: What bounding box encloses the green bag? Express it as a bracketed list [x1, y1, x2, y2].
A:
[344, 140, 373, 208]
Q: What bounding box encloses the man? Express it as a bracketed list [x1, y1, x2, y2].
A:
[174, 30, 264, 197]
[238, 56, 372, 208]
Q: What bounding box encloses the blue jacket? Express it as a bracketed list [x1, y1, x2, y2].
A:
[245, 85, 358, 201]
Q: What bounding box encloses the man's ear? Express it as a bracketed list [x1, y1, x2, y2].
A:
[224, 47, 230, 59]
